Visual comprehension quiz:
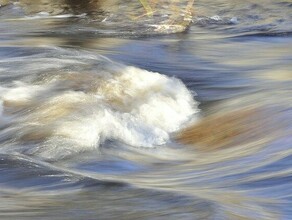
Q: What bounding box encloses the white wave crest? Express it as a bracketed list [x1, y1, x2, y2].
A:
[0, 49, 199, 159]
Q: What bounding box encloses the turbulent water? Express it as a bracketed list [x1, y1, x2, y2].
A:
[0, 0, 292, 219]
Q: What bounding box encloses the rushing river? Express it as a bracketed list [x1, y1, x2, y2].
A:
[0, 0, 291, 219]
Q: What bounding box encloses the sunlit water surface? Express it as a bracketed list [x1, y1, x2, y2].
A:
[0, 0, 291, 219]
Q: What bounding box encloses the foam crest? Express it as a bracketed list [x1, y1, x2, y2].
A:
[0, 50, 199, 159]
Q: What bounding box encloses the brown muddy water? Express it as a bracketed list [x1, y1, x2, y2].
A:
[0, 0, 291, 219]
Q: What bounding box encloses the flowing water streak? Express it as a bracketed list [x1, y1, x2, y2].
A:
[0, 0, 292, 219]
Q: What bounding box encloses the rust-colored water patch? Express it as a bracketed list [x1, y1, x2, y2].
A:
[175, 108, 267, 151]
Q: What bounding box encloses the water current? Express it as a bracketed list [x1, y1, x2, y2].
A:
[0, 0, 291, 219]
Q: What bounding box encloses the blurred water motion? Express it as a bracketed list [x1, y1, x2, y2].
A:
[1, 0, 194, 35]
[0, 0, 292, 219]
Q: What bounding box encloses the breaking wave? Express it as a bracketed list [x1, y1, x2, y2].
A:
[0, 47, 199, 159]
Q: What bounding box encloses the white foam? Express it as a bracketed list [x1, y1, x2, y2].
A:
[210, 15, 222, 21]
[0, 52, 199, 159]
[23, 12, 87, 20]
[0, 81, 46, 103]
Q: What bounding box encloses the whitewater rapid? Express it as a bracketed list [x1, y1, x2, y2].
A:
[0, 47, 199, 159]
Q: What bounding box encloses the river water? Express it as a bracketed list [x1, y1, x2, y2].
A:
[0, 0, 291, 219]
